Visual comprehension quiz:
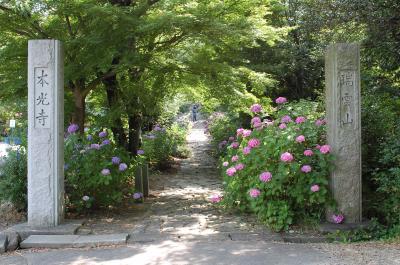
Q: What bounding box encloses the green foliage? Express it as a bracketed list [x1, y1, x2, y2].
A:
[0, 146, 27, 211]
[328, 218, 400, 243]
[142, 123, 188, 169]
[64, 129, 135, 211]
[372, 130, 400, 227]
[207, 113, 241, 156]
[219, 99, 335, 231]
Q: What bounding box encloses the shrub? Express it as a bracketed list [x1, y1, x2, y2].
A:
[64, 126, 135, 211]
[206, 112, 240, 156]
[142, 123, 188, 168]
[0, 146, 27, 211]
[219, 99, 336, 231]
[372, 130, 400, 227]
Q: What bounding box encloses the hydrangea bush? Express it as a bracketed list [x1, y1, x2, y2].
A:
[142, 123, 188, 169]
[65, 125, 135, 211]
[217, 99, 337, 231]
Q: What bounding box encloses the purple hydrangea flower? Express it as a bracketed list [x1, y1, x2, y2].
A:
[87, 135, 93, 141]
[101, 168, 111, 176]
[67, 124, 79, 134]
[137, 149, 145, 155]
[99, 131, 107, 138]
[102, 139, 111, 145]
[119, 163, 128, 171]
[90, 144, 101, 150]
[133, 192, 143, 199]
[112, 156, 121, 165]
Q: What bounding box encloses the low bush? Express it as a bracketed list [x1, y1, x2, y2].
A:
[206, 112, 240, 156]
[142, 122, 189, 169]
[0, 146, 27, 211]
[218, 99, 337, 231]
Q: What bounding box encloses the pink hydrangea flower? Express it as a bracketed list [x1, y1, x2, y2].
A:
[249, 188, 261, 198]
[209, 194, 222, 203]
[226, 167, 237, 177]
[243, 146, 251, 155]
[251, 117, 261, 125]
[304, 149, 314, 156]
[279, 123, 287, 129]
[250, 104, 262, 113]
[242, 129, 252, 137]
[275, 97, 287, 104]
[222, 162, 229, 167]
[236, 128, 244, 136]
[310, 184, 320, 192]
[231, 142, 239, 149]
[228, 136, 235, 141]
[296, 135, 306, 143]
[320, 145, 331, 154]
[281, 115, 292, 123]
[235, 163, 245, 171]
[315, 144, 321, 150]
[301, 165, 312, 173]
[280, 152, 294, 162]
[259, 171, 272, 182]
[253, 121, 262, 128]
[332, 214, 344, 224]
[315, 119, 326, 126]
[248, 138, 260, 148]
[231, 155, 239, 162]
[295, 116, 306, 124]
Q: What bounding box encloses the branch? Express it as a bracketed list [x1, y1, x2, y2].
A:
[65, 15, 75, 38]
[83, 70, 117, 96]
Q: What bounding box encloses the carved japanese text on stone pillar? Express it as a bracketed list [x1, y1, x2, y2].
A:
[34, 68, 51, 128]
[339, 70, 356, 128]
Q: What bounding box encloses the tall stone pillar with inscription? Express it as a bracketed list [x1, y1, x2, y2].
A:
[325, 43, 362, 223]
[28, 40, 64, 227]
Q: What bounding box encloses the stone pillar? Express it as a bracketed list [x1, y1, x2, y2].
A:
[28, 40, 64, 227]
[325, 43, 362, 223]
[135, 166, 143, 194]
[142, 163, 149, 197]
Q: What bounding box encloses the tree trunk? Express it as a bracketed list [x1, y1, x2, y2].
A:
[103, 74, 128, 148]
[72, 87, 86, 133]
[128, 114, 142, 157]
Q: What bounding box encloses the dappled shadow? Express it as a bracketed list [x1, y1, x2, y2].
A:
[0, 239, 345, 265]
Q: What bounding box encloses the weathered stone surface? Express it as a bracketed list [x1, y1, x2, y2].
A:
[73, 234, 128, 248]
[325, 43, 362, 223]
[0, 234, 7, 253]
[134, 166, 143, 194]
[27, 39, 64, 227]
[7, 220, 84, 240]
[1, 231, 21, 251]
[20, 234, 128, 249]
[142, 163, 149, 197]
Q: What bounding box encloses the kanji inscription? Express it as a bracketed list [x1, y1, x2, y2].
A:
[34, 67, 51, 128]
